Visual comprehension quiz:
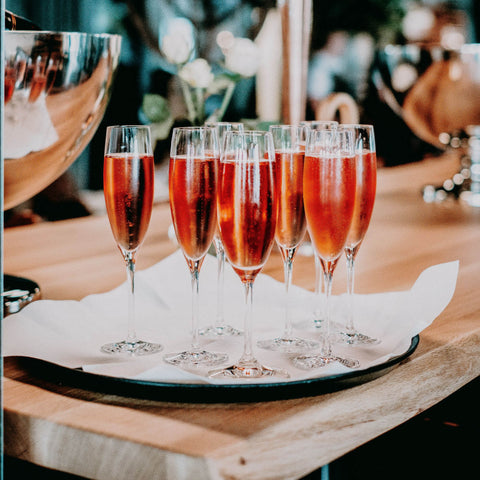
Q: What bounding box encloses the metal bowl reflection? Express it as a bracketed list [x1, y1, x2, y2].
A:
[3, 31, 122, 210]
[373, 43, 480, 205]
[373, 43, 480, 149]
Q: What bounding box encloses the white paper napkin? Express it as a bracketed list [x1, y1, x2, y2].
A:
[2, 251, 459, 385]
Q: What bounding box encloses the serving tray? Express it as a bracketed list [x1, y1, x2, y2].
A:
[13, 335, 419, 403]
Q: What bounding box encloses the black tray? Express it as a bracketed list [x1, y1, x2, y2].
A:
[3, 274, 41, 316]
[14, 335, 419, 403]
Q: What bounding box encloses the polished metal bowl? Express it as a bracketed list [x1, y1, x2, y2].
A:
[3, 31, 122, 210]
[372, 43, 480, 205]
[373, 43, 480, 149]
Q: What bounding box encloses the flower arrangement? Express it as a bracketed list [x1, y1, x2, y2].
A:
[142, 27, 260, 143]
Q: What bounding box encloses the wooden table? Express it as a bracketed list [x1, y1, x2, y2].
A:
[3, 153, 480, 480]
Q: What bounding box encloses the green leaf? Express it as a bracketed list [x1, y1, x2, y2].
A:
[142, 94, 171, 123]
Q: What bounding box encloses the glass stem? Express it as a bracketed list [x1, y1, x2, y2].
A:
[124, 250, 137, 344]
[191, 262, 201, 350]
[320, 260, 334, 357]
[216, 247, 225, 328]
[345, 248, 356, 333]
[240, 280, 255, 363]
[282, 249, 295, 338]
[314, 255, 324, 327]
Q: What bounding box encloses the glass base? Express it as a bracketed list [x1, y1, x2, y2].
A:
[257, 336, 319, 354]
[163, 349, 228, 367]
[293, 353, 360, 370]
[198, 324, 243, 337]
[209, 358, 290, 379]
[337, 330, 380, 345]
[101, 340, 163, 356]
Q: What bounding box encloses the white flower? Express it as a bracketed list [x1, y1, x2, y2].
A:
[224, 37, 260, 78]
[161, 32, 192, 65]
[179, 59, 214, 89]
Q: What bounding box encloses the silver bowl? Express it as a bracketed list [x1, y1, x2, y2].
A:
[373, 43, 480, 204]
[374, 43, 480, 148]
[3, 31, 122, 210]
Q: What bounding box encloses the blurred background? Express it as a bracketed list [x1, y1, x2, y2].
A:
[4, 2, 480, 479]
[4, 0, 480, 225]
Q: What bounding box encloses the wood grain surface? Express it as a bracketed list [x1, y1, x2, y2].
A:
[3, 152, 480, 480]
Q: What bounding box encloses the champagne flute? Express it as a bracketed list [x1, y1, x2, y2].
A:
[199, 121, 244, 337]
[101, 125, 163, 355]
[164, 126, 228, 367]
[298, 120, 338, 330]
[300, 120, 338, 130]
[337, 124, 379, 345]
[293, 128, 359, 369]
[205, 122, 244, 149]
[257, 125, 318, 353]
[209, 131, 289, 379]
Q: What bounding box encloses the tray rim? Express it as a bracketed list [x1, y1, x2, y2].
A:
[11, 335, 419, 403]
